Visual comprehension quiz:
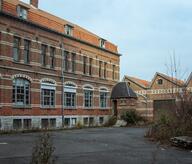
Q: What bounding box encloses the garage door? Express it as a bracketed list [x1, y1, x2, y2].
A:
[153, 99, 176, 120]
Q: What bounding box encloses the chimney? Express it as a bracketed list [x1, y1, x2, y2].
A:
[30, 0, 38, 8]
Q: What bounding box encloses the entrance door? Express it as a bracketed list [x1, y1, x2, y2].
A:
[112, 100, 118, 117]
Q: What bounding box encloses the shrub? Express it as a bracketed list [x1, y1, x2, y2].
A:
[121, 110, 143, 125]
[31, 132, 56, 164]
[104, 116, 117, 127]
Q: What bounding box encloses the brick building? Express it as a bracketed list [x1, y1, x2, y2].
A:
[0, 0, 121, 130]
[123, 72, 192, 120]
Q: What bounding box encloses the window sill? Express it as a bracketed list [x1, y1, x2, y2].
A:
[40, 107, 56, 110]
[64, 107, 77, 110]
[84, 107, 94, 110]
[40, 66, 56, 71]
[13, 61, 32, 67]
[12, 105, 32, 109]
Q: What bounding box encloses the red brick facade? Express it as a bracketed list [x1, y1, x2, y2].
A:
[123, 72, 192, 120]
[0, 0, 120, 130]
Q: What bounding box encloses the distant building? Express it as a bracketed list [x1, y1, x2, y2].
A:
[123, 72, 192, 120]
[0, 0, 121, 130]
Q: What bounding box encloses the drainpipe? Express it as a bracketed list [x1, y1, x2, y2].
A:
[61, 43, 65, 127]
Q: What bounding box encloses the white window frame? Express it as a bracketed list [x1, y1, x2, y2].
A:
[83, 86, 94, 108]
[13, 78, 30, 106]
[99, 88, 109, 109]
[41, 82, 56, 108]
[64, 84, 77, 108]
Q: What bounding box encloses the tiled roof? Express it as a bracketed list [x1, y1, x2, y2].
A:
[156, 72, 184, 86]
[2, 0, 118, 53]
[124, 75, 150, 88]
[111, 82, 137, 99]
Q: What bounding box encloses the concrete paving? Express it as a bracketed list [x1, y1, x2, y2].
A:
[0, 127, 191, 164]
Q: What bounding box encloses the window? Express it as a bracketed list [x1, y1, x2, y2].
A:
[157, 79, 163, 85]
[13, 119, 22, 129]
[99, 117, 104, 124]
[89, 58, 92, 76]
[50, 47, 55, 69]
[64, 24, 73, 36]
[83, 117, 88, 125]
[99, 39, 106, 48]
[71, 53, 76, 72]
[100, 88, 108, 108]
[89, 117, 94, 126]
[84, 86, 93, 108]
[83, 56, 87, 74]
[104, 62, 107, 79]
[50, 118, 56, 128]
[112, 65, 115, 80]
[23, 119, 31, 129]
[71, 118, 77, 126]
[99, 61, 102, 78]
[41, 44, 47, 66]
[13, 37, 20, 62]
[64, 118, 70, 126]
[64, 84, 76, 107]
[64, 51, 69, 71]
[41, 119, 49, 129]
[13, 78, 30, 106]
[17, 6, 28, 19]
[24, 40, 30, 64]
[41, 82, 56, 108]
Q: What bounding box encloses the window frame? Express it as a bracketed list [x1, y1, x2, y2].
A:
[99, 88, 108, 108]
[83, 56, 87, 74]
[64, 25, 73, 36]
[17, 6, 28, 20]
[50, 47, 55, 69]
[89, 58, 92, 76]
[24, 39, 30, 64]
[64, 51, 69, 72]
[84, 86, 94, 108]
[41, 82, 56, 108]
[104, 62, 107, 79]
[41, 44, 47, 66]
[99, 61, 102, 78]
[12, 78, 30, 107]
[13, 36, 20, 62]
[71, 53, 76, 73]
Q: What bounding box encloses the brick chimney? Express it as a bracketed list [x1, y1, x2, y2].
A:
[30, 0, 38, 8]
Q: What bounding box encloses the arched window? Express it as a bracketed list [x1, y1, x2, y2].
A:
[64, 83, 77, 107]
[41, 81, 56, 108]
[83, 85, 94, 108]
[99, 88, 108, 108]
[13, 78, 30, 106]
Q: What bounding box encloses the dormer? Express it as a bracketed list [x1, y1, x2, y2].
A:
[17, 5, 29, 20]
[64, 24, 74, 36]
[99, 38, 106, 48]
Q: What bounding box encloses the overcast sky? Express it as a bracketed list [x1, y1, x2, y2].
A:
[22, 0, 192, 81]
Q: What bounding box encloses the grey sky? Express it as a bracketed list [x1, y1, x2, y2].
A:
[22, 0, 192, 81]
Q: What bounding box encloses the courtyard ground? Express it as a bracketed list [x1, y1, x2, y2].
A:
[0, 127, 191, 164]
